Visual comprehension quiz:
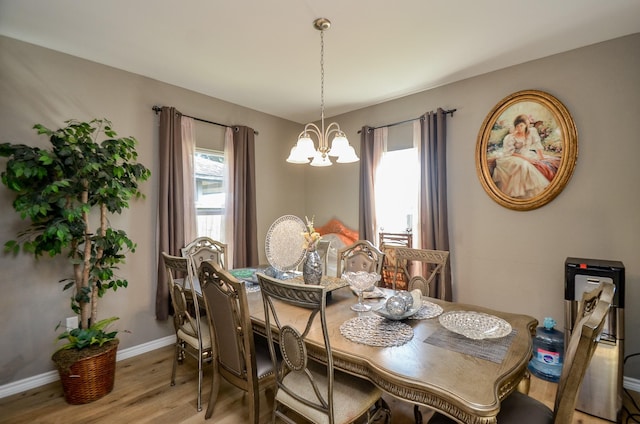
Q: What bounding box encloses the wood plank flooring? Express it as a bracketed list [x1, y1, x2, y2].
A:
[1, 345, 637, 423]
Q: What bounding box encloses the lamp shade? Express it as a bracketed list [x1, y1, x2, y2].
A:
[328, 135, 349, 157]
[310, 152, 333, 167]
[336, 145, 359, 163]
[296, 136, 317, 158]
[286, 146, 310, 164]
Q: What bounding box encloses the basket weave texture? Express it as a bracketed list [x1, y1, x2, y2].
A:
[53, 340, 119, 404]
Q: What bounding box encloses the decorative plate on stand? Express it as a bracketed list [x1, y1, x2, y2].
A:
[265, 215, 306, 272]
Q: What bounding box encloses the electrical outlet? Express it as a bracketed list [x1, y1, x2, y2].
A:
[66, 316, 79, 330]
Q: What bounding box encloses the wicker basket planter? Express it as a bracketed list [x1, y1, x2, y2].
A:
[52, 340, 119, 404]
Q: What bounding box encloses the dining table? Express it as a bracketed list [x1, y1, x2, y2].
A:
[242, 277, 537, 424]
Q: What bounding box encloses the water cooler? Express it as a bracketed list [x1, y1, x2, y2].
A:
[564, 257, 625, 422]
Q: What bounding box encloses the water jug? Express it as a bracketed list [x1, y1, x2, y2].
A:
[528, 317, 564, 382]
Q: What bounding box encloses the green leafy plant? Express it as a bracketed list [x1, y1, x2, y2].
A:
[54, 317, 119, 352]
[1, 119, 151, 349]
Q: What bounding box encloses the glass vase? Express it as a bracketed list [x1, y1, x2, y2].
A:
[302, 249, 323, 285]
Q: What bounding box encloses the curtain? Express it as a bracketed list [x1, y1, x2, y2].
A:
[156, 106, 189, 320]
[231, 126, 258, 268]
[419, 108, 452, 300]
[181, 117, 198, 244]
[222, 127, 235, 268]
[358, 126, 385, 243]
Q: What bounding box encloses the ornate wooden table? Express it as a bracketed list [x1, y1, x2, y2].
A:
[246, 285, 537, 424]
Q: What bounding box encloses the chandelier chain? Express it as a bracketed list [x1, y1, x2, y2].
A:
[320, 28, 325, 129]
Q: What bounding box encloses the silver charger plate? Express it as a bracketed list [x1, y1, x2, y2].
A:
[438, 311, 512, 340]
[265, 215, 306, 272]
[374, 304, 422, 321]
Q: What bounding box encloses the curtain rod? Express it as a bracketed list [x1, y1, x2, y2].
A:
[151, 105, 258, 135]
[358, 108, 456, 133]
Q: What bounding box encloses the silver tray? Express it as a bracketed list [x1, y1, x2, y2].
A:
[265, 215, 306, 271]
[374, 304, 422, 321]
[439, 311, 512, 340]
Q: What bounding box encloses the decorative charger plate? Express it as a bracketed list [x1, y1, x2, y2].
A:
[439, 311, 512, 340]
[374, 304, 422, 321]
[265, 215, 306, 272]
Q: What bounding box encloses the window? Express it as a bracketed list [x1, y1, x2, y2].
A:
[374, 148, 419, 237]
[194, 149, 225, 241]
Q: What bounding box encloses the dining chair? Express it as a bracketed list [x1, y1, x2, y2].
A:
[161, 252, 213, 412]
[378, 231, 413, 289]
[197, 260, 276, 422]
[182, 236, 228, 274]
[428, 280, 615, 424]
[336, 239, 384, 277]
[256, 272, 390, 424]
[392, 247, 449, 297]
[316, 239, 331, 275]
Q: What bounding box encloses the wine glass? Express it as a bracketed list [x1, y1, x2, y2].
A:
[342, 271, 381, 312]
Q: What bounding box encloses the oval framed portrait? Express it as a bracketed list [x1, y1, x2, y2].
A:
[476, 90, 578, 211]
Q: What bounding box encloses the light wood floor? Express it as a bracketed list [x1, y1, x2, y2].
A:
[1, 345, 637, 423]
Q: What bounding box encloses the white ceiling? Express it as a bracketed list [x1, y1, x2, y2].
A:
[1, 0, 639, 124]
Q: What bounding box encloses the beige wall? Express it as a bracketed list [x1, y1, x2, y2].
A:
[0, 32, 639, 386]
[308, 33, 640, 379]
[0, 35, 304, 383]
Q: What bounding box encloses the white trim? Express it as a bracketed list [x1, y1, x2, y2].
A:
[624, 376, 640, 392]
[0, 335, 176, 399]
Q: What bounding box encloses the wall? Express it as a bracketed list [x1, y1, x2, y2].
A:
[307, 33, 640, 379]
[0, 35, 304, 383]
[1, 32, 639, 387]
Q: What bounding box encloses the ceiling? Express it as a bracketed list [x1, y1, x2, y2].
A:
[1, 0, 639, 124]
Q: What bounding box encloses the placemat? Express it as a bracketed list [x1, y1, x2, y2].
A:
[423, 328, 517, 363]
[340, 315, 414, 347]
[408, 300, 443, 320]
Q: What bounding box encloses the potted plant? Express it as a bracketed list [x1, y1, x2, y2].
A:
[0, 118, 151, 404]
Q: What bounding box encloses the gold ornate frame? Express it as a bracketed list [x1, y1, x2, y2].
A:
[476, 90, 578, 211]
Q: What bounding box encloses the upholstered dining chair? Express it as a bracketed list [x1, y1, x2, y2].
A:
[161, 252, 213, 412]
[428, 280, 615, 424]
[197, 260, 275, 422]
[336, 240, 384, 277]
[182, 236, 228, 274]
[256, 272, 390, 424]
[316, 239, 332, 275]
[392, 247, 449, 297]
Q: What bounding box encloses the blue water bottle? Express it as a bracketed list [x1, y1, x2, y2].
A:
[528, 317, 564, 382]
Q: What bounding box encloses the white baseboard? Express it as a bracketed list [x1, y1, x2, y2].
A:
[2, 335, 639, 400]
[0, 335, 176, 399]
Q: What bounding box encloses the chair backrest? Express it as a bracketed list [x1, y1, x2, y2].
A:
[553, 281, 614, 423]
[256, 273, 335, 420]
[182, 236, 228, 276]
[316, 239, 331, 275]
[336, 240, 384, 276]
[393, 247, 449, 297]
[161, 252, 204, 341]
[198, 260, 258, 391]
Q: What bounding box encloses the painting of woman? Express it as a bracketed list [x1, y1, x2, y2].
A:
[476, 90, 577, 211]
[492, 114, 560, 198]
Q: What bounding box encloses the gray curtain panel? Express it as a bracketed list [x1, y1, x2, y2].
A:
[156, 106, 188, 320]
[419, 108, 452, 300]
[231, 126, 259, 268]
[359, 126, 376, 243]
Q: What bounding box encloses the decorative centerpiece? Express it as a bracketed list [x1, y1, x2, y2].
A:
[301, 216, 323, 285]
[343, 271, 381, 312]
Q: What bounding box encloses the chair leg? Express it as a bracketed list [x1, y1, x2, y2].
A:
[205, 362, 221, 419]
[197, 355, 203, 412]
[170, 344, 180, 386]
[414, 404, 422, 424]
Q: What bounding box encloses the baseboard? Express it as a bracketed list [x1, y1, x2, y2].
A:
[0, 335, 176, 399]
[624, 376, 640, 392]
[2, 334, 639, 399]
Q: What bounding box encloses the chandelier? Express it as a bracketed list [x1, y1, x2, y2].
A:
[286, 18, 359, 167]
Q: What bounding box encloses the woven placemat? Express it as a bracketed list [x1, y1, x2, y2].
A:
[408, 300, 443, 320]
[340, 315, 414, 347]
[423, 328, 517, 363]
